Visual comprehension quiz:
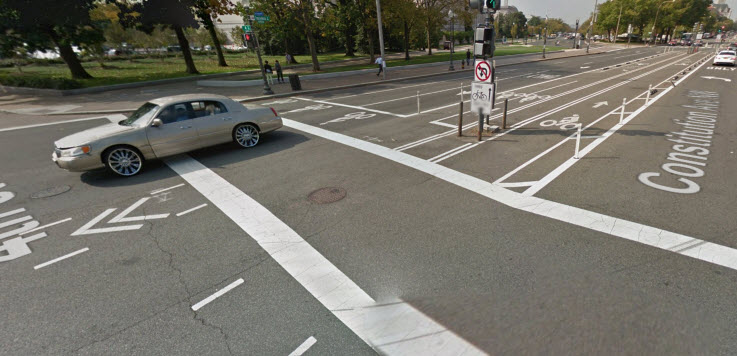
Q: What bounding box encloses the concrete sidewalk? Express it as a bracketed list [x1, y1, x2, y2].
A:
[0, 44, 622, 117]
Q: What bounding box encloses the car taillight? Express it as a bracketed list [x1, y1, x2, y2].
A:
[270, 107, 278, 117]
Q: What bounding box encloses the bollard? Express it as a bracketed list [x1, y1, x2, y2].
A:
[620, 98, 626, 124]
[574, 124, 582, 159]
[417, 91, 420, 114]
[502, 99, 508, 129]
[460, 83, 463, 102]
[478, 108, 483, 142]
[458, 101, 463, 137]
[646, 84, 652, 104]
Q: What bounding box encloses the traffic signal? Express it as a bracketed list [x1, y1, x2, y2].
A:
[474, 26, 495, 58]
[242, 32, 257, 49]
[486, 0, 500, 10]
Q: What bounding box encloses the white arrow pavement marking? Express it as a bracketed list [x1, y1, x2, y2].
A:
[593, 101, 609, 108]
[701, 76, 732, 82]
[71, 209, 143, 236]
[109, 197, 170, 223]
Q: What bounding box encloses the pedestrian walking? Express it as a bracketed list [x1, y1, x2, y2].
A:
[285, 53, 292, 64]
[264, 60, 274, 85]
[275, 60, 284, 83]
[375, 56, 384, 77]
[466, 49, 471, 66]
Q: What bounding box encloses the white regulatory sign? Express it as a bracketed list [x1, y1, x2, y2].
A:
[470, 82, 495, 115]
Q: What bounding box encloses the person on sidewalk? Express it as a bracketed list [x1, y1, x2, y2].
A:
[466, 49, 471, 66]
[375, 56, 384, 77]
[264, 60, 274, 85]
[275, 60, 284, 83]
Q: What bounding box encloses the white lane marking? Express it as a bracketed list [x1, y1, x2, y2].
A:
[394, 52, 689, 152]
[522, 55, 714, 197]
[19, 217, 72, 236]
[164, 155, 485, 355]
[495, 181, 538, 188]
[70, 209, 143, 236]
[108, 197, 170, 223]
[429, 119, 461, 128]
[191, 278, 244, 311]
[150, 183, 185, 195]
[364, 86, 465, 107]
[288, 336, 317, 356]
[0, 115, 125, 133]
[428, 143, 473, 163]
[176, 204, 208, 217]
[431, 52, 698, 163]
[328, 78, 459, 100]
[283, 117, 737, 272]
[295, 98, 407, 118]
[34, 247, 89, 270]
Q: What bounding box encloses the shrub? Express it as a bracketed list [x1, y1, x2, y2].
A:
[0, 75, 83, 90]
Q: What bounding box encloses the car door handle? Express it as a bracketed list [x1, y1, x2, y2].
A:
[222, 117, 232, 121]
[179, 126, 192, 129]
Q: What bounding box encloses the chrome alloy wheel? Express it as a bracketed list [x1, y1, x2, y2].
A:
[235, 124, 260, 148]
[106, 147, 142, 176]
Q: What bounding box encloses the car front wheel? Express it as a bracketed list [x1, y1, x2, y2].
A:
[233, 124, 260, 148]
[105, 146, 143, 176]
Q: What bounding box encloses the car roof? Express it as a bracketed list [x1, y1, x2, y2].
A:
[148, 94, 233, 106]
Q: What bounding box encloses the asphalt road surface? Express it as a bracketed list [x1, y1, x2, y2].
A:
[2, 45, 737, 355]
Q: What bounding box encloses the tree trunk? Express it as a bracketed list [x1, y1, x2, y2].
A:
[403, 20, 410, 60]
[174, 25, 199, 74]
[367, 28, 375, 64]
[426, 16, 433, 55]
[300, 1, 320, 71]
[203, 17, 227, 67]
[46, 28, 92, 79]
[345, 27, 356, 57]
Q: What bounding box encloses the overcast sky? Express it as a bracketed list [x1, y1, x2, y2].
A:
[511, 0, 737, 26]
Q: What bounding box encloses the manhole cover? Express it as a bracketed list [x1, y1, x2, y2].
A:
[308, 187, 346, 204]
[31, 185, 71, 199]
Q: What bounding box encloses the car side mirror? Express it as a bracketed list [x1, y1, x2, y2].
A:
[151, 119, 163, 127]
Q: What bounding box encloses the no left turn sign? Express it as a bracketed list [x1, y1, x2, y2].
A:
[475, 60, 492, 83]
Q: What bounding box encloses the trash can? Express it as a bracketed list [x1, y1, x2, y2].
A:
[288, 74, 301, 91]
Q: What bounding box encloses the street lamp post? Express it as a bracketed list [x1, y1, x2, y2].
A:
[651, 0, 675, 46]
[448, 9, 455, 71]
[586, 0, 598, 53]
[376, 0, 386, 80]
[543, 16, 548, 58]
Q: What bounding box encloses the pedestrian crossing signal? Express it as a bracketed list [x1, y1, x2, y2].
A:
[486, 0, 500, 10]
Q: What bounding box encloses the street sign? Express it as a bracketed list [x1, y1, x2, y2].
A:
[474, 60, 492, 83]
[254, 11, 264, 16]
[249, 15, 255, 20]
[242, 25, 251, 32]
[257, 21, 265, 24]
[470, 82, 494, 115]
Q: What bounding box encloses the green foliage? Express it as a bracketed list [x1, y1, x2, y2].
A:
[0, 74, 82, 89]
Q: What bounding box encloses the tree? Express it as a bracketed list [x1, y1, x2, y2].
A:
[192, 0, 236, 67]
[418, 0, 451, 55]
[1, 0, 102, 79]
[385, 0, 420, 60]
[295, 0, 321, 71]
[120, 0, 200, 74]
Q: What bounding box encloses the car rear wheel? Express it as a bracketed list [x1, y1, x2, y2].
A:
[233, 124, 260, 148]
[105, 146, 143, 176]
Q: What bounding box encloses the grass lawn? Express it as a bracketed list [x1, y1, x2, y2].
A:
[0, 46, 564, 88]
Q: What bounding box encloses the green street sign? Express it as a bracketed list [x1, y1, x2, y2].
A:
[254, 15, 270, 22]
[242, 25, 251, 32]
[257, 20, 266, 24]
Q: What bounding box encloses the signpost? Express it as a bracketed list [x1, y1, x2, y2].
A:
[242, 25, 251, 32]
[245, 10, 273, 95]
[468, 0, 499, 139]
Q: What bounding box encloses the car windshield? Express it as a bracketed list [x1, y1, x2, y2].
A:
[120, 102, 159, 126]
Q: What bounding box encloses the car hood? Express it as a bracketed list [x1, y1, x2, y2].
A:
[55, 122, 135, 148]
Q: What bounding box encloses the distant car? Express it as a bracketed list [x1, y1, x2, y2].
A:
[667, 40, 679, 46]
[713, 50, 736, 66]
[694, 40, 704, 47]
[52, 94, 283, 176]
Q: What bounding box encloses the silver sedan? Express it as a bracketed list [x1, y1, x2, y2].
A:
[52, 94, 283, 176]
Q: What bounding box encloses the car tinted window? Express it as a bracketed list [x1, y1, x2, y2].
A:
[158, 103, 193, 124]
[121, 102, 159, 126]
[719, 51, 736, 55]
[191, 101, 228, 117]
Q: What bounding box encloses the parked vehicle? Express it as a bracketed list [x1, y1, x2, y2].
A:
[52, 94, 283, 176]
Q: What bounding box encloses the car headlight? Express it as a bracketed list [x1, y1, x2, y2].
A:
[59, 146, 91, 157]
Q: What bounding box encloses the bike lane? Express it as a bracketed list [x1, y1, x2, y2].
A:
[530, 59, 737, 250]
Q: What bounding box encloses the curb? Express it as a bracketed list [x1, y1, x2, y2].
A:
[24, 48, 609, 116]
